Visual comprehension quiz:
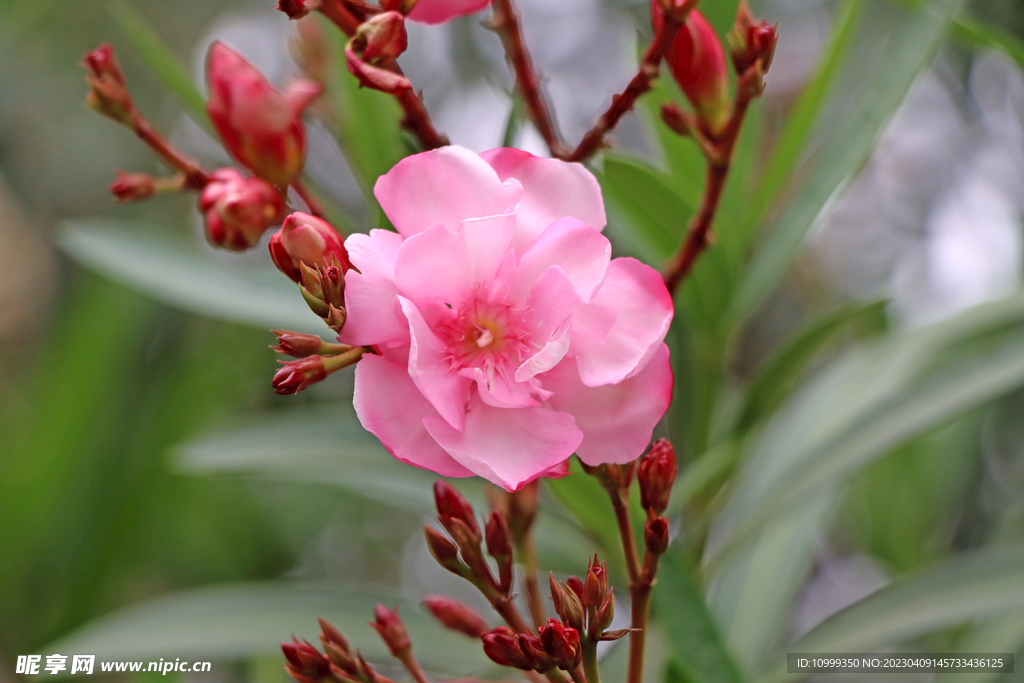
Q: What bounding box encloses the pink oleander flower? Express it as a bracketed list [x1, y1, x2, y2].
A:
[342, 146, 673, 491]
[206, 42, 322, 187]
[406, 0, 492, 25]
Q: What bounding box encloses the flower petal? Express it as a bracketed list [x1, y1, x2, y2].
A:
[570, 258, 673, 386]
[407, 0, 492, 24]
[353, 353, 475, 477]
[515, 266, 581, 382]
[399, 296, 472, 431]
[481, 148, 607, 253]
[339, 229, 408, 347]
[375, 146, 521, 237]
[424, 397, 582, 491]
[543, 343, 673, 466]
[512, 217, 611, 301]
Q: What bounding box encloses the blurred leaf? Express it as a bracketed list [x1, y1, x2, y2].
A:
[57, 221, 323, 333]
[734, 300, 888, 431]
[938, 616, 1024, 683]
[757, 545, 1024, 683]
[950, 16, 1024, 70]
[655, 546, 746, 683]
[743, 0, 864, 230]
[731, 0, 957, 321]
[110, 3, 211, 130]
[713, 293, 1024, 563]
[43, 583, 482, 673]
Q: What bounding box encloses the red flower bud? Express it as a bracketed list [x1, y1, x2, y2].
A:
[281, 639, 332, 683]
[518, 634, 555, 672]
[434, 480, 481, 540]
[582, 555, 609, 608]
[424, 525, 467, 576]
[82, 44, 134, 126]
[729, 2, 777, 75]
[109, 171, 154, 202]
[369, 605, 410, 657]
[269, 212, 349, 283]
[199, 168, 285, 251]
[638, 438, 677, 514]
[565, 576, 585, 602]
[206, 42, 322, 187]
[481, 627, 533, 670]
[275, 0, 316, 19]
[538, 620, 582, 670]
[344, 13, 412, 95]
[652, 3, 731, 136]
[549, 573, 585, 631]
[422, 596, 489, 638]
[317, 618, 357, 674]
[592, 587, 615, 638]
[272, 355, 328, 395]
[271, 330, 329, 357]
[645, 516, 670, 555]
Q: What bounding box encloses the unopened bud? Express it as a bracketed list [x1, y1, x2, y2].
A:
[424, 525, 467, 576]
[518, 634, 555, 673]
[565, 576, 584, 602]
[326, 305, 347, 334]
[317, 618, 356, 674]
[582, 555, 609, 608]
[200, 168, 284, 251]
[344, 13, 411, 95]
[272, 355, 328, 395]
[109, 171, 154, 202]
[276, 0, 317, 19]
[434, 480, 481, 540]
[660, 102, 691, 136]
[538, 620, 582, 670]
[645, 516, 670, 555]
[82, 44, 135, 126]
[729, 2, 778, 75]
[549, 574, 585, 631]
[485, 511, 513, 593]
[369, 605, 410, 657]
[638, 438, 678, 514]
[652, 3, 731, 136]
[271, 330, 329, 357]
[281, 639, 331, 683]
[592, 587, 615, 638]
[507, 480, 538, 543]
[269, 212, 349, 283]
[422, 596, 488, 638]
[481, 627, 533, 670]
[601, 462, 636, 490]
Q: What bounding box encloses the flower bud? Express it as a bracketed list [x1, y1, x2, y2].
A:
[422, 596, 488, 638]
[645, 516, 670, 555]
[506, 480, 538, 544]
[481, 627, 533, 670]
[582, 555, 609, 608]
[109, 171, 154, 202]
[317, 618, 357, 674]
[652, 3, 731, 136]
[199, 168, 285, 251]
[592, 587, 615, 638]
[276, 0, 316, 19]
[424, 525, 467, 576]
[565, 576, 585, 602]
[206, 42, 322, 187]
[729, 2, 778, 75]
[518, 634, 555, 672]
[538, 620, 582, 670]
[434, 480, 481, 540]
[272, 355, 328, 395]
[271, 330, 330, 358]
[485, 511, 513, 593]
[82, 44, 135, 126]
[269, 212, 349, 283]
[345, 13, 412, 95]
[282, 639, 332, 683]
[369, 605, 410, 657]
[638, 438, 678, 514]
[549, 573, 585, 632]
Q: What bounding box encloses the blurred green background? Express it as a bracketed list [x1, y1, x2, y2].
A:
[4, 0, 1024, 681]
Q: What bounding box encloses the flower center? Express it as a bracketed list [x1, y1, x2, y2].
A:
[439, 296, 529, 372]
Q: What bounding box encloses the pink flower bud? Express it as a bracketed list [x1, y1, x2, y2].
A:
[271, 330, 328, 358]
[206, 42, 322, 187]
[422, 596, 489, 638]
[82, 44, 134, 126]
[109, 171, 154, 202]
[729, 2, 778, 75]
[538, 620, 582, 670]
[272, 355, 328, 395]
[269, 212, 349, 283]
[199, 168, 285, 251]
[344, 13, 412, 96]
[369, 605, 410, 657]
[281, 639, 331, 683]
[652, 4, 731, 136]
[638, 438, 677, 514]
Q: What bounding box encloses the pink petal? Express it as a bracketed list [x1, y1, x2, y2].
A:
[399, 297, 472, 431]
[543, 343, 673, 466]
[480, 148, 607, 253]
[339, 230, 409, 347]
[407, 0, 492, 24]
[353, 354, 475, 477]
[459, 366, 540, 408]
[515, 266, 581, 382]
[570, 258, 673, 387]
[393, 212, 516, 310]
[424, 397, 582, 491]
[512, 217, 611, 302]
[374, 146, 521, 237]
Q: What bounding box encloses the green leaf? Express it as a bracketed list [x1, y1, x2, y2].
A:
[937, 615, 1024, 683]
[42, 583, 482, 673]
[655, 546, 746, 683]
[734, 300, 888, 431]
[743, 0, 864, 231]
[57, 221, 323, 333]
[109, 3, 211, 130]
[757, 545, 1024, 683]
[949, 16, 1024, 70]
[712, 292, 1024, 565]
[731, 0, 958, 321]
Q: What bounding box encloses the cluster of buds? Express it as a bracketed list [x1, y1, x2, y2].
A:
[270, 212, 351, 333]
[282, 615, 402, 683]
[481, 623, 579, 672]
[82, 44, 135, 127]
[200, 168, 285, 250]
[345, 12, 411, 95]
[549, 555, 623, 643]
[637, 439, 678, 555]
[270, 330, 365, 394]
[728, 1, 778, 95]
[424, 481, 515, 597]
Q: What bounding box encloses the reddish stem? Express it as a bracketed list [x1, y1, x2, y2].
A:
[319, 0, 361, 34]
[132, 117, 208, 189]
[627, 550, 661, 683]
[565, 15, 682, 162]
[395, 651, 431, 683]
[489, 0, 568, 158]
